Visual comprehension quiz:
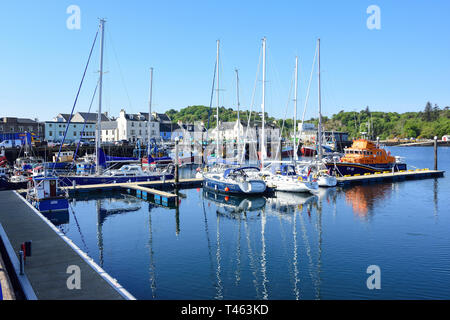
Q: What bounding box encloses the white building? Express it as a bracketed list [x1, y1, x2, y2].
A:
[101, 121, 119, 142]
[116, 109, 160, 143]
[209, 120, 280, 143]
[44, 121, 96, 142]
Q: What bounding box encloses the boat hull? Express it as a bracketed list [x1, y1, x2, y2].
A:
[203, 177, 267, 195]
[33, 198, 69, 213]
[317, 175, 337, 187]
[325, 162, 407, 176]
[0, 178, 28, 190]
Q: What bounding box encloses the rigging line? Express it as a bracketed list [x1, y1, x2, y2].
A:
[243, 213, 261, 298]
[106, 28, 133, 110]
[52, 27, 99, 175]
[297, 44, 318, 153]
[241, 46, 262, 163]
[72, 79, 99, 165]
[274, 67, 295, 160]
[68, 201, 90, 255]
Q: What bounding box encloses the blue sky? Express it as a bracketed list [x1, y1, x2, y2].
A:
[1, 1, 449, 122]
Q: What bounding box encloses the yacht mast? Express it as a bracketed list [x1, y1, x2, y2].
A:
[235, 68, 240, 132]
[147, 67, 153, 158]
[317, 38, 322, 161]
[96, 19, 105, 175]
[293, 56, 298, 160]
[216, 40, 220, 160]
[261, 37, 266, 168]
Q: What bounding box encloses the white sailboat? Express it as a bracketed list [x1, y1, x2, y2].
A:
[295, 39, 337, 187]
[261, 52, 318, 193]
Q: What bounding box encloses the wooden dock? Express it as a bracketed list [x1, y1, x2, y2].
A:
[60, 178, 203, 193]
[337, 169, 444, 186]
[0, 190, 135, 300]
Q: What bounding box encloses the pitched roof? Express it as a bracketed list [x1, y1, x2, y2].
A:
[101, 121, 117, 130]
[75, 112, 110, 122]
[57, 114, 72, 121]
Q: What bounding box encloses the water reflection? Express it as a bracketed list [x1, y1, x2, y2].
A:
[343, 184, 393, 220]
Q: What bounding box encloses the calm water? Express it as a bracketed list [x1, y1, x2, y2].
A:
[49, 147, 450, 299]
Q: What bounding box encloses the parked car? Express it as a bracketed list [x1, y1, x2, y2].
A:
[0, 139, 23, 149]
[46, 140, 61, 148]
[115, 140, 129, 146]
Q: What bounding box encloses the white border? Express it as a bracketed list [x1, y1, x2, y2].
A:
[13, 191, 136, 300]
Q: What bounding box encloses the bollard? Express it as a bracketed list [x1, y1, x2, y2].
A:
[434, 136, 438, 170]
[25, 241, 32, 257]
[19, 250, 24, 275]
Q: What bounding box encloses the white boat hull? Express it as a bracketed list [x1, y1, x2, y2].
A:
[318, 175, 337, 187]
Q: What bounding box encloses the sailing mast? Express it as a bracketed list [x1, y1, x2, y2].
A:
[96, 19, 105, 175]
[235, 68, 240, 159]
[147, 67, 154, 158]
[317, 38, 322, 161]
[216, 40, 220, 160]
[235, 68, 240, 136]
[261, 37, 266, 168]
[293, 56, 298, 160]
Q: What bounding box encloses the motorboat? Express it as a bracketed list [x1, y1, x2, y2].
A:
[27, 174, 69, 213]
[324, 139, 407, 176]
[261, 163, 318, 194]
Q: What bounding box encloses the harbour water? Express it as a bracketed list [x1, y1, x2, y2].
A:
[47, 147, 450, 299]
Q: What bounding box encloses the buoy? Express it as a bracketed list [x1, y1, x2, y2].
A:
[224, 187, 230, 192]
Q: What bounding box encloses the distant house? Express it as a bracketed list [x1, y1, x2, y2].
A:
[101, 121, 118, 142]
[44, 121, 95, 142]
[116, 109, 160, 143]
[160, 123, 178, 141]
[0, 117, 44, 140]
[172, 121, 206, 142]
[442, 135, 450, 142]
[209, 120, 280, 143]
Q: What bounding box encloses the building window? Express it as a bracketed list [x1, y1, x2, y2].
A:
[49, 124, 52, 127]
[74, 132, 77, 136]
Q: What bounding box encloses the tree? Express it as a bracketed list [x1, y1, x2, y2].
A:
[423, 102, 433, 121]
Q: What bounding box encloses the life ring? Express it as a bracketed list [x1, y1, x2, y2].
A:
[298, 176, 303, 181]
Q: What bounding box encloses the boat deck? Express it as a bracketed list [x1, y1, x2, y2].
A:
[0, 190, 134, 300]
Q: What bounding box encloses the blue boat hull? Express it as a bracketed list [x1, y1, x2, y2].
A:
[326, 162, 407, 176]
[34, 198, 69, 213]
[203, 177, 266, 195]
[0, 178, 28, 190]
[58, 174, 174, 186]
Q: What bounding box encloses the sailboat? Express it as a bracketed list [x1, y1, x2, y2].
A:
[295, 39, 337, 187]
[202, 40, 267, 195]
[59, 20, 174, 187]
[261, 53, 318, 193]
